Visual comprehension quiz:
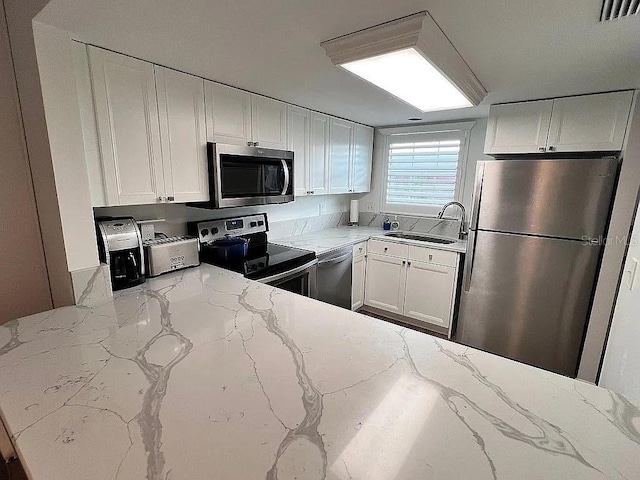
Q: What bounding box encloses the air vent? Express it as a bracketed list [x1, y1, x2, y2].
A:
[600, 0, 640, 21]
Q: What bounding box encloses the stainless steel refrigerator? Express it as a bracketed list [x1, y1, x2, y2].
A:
[455, 157, 618, 377]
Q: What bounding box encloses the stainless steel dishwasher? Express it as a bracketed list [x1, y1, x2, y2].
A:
[317, 246, 353, 309]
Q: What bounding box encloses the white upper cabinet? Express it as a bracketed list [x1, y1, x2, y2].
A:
[485, 91, 633, 155]
[309, 113, 330, 196]
[546, 91, 633, 153]
[287, 106, 311, 197]
[155, 66, 209, 203]
[328, 118, 353, 194]
[351, 124, 374, 193]
[251, 95, 288, 149]
[88, 47, 164, 206]
[204, 81, 252, 146]
[484, 100, 553, 154]
[79, 44, 374, 206]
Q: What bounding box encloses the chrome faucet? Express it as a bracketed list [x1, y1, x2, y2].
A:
[437, 202, 468, 239]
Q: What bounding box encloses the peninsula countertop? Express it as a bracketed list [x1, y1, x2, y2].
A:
[0, 264, 639, 479]
[273, 226, 467, 255]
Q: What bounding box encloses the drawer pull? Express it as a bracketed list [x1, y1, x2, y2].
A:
[429, 254, 433, 261]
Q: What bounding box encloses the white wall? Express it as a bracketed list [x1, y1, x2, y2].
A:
[33, 21, 99, 272]
[599, 201, 640, 400]
[4, 0, 75, 307]
[579, 94, 640, 382]
[359, 117, 491, 216]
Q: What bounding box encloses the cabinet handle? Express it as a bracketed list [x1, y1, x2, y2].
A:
[407, 261, 412, 266]
[429, 254, 433, 261]
[384, 247, 388, 251]
[254, 142, 259, 146]
[157, 196, 165, 202]
[548, 145, 556, 151]
[538, 147, 546, 152]
[402, 260, 406, 265]
[167, 196, 175, 202]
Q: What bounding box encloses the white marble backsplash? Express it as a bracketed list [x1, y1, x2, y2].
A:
[268, 212, 349, 240]
[70, 264, 113, 307]
[358, 213, 462, 238]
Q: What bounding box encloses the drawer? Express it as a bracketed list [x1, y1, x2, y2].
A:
[368, 239, 408, 258]
[353, 241, 367, 257]
[408, 245, 458, 267]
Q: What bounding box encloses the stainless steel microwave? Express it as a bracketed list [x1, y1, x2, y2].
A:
[191, 143, 294, 209]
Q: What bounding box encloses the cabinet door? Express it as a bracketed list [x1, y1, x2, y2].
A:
[403, 260, 455, 328]
[204, 81, 251, 146]
[352, 254, 366, 311]
[155, 67, 209, 203]
[88, 47, 164, 205]
[309, 113, 330, 195]
[287, 106, 310, 196]
[364, 254, 406, 314]
[251, 95, 288, 149]
[328, 118, 354, 194]
[547, 91, 633, 152]
[484, 100, 553, 154]
[351, 124, 373, 193]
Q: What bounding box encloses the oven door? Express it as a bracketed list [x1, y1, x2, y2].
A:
[212, 143, 294, 208]
[257, 260, 318, 298]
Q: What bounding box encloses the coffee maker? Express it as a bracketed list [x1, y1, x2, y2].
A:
[96, 217, 145, 290]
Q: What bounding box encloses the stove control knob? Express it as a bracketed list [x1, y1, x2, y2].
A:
[200, 228, 209, 237]
[258, 221, 264, 226]
[250, 221, 257, 227]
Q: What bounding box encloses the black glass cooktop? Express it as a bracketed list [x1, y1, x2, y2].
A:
[199, 233, 316, 280]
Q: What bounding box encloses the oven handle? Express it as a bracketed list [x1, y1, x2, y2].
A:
[281, 159, 290, 196]
[257, 259, 318, 284]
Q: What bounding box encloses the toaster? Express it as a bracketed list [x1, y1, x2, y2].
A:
[143, 236, 200, 277]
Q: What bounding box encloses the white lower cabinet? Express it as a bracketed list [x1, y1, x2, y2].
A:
[364, 253, 406, 314]
[364, 240, 460, 334]
[403, 260, 456, 327]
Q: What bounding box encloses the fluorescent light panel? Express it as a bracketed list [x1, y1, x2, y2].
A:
[342, 47, 472, 112]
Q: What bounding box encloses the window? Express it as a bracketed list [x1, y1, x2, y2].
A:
[380, 124, 472, 216]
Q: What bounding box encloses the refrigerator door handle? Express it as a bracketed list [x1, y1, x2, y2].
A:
[464, 163, 485, 291]
[464, 229, 477, 292]
[470, 162, 485, 230]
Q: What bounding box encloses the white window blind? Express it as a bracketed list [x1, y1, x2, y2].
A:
[383, 130, 465, 216]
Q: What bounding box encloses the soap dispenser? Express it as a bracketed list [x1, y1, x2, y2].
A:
[383, 215, 391, 231]
[391, 215, 400, 231]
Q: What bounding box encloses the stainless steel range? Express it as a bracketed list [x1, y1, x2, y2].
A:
[188, 214, 317, 298]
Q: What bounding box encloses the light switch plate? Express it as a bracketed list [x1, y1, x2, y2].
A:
[625, 257, 638, 291]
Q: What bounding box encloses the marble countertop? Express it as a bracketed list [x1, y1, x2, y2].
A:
[1, 264, 639, 480]
[274, 226, 467, 255]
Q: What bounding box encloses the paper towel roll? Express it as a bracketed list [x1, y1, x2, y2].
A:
[350, 199, 359, 224]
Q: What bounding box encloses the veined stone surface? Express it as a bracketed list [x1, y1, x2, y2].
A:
[0, 265, 638, 479]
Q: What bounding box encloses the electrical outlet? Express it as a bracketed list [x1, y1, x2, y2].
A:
[318, 203, 325, 216]
[365, 202, 375, 212]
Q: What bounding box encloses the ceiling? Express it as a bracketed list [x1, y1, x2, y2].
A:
[35, 0, 640, 126]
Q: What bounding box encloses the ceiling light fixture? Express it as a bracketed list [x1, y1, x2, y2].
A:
[321, 12, 486, 113]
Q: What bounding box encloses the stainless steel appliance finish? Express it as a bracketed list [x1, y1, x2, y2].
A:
[456, 157, 618, 377]
[189, 214, 318, 299]
[317, 246, 353, 309]
[96, 217, 145, 290]
[193, 143, 294, 209]
[144, 236, 200, 277]
[258, 259, 318, 299]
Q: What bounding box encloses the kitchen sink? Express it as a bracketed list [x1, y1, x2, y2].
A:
[384, 232, 457, 244]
